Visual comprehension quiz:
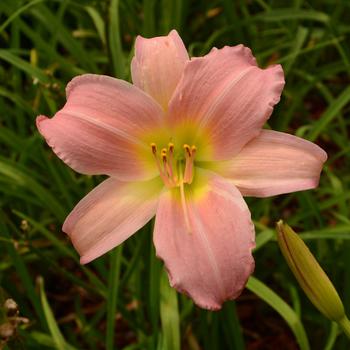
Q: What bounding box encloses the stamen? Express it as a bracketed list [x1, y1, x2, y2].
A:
[150, 142, 197, 189]
[167, 143, 176, 181]
[161, 148, 169, 173]
[183, 144, 196, 184]
[162, 148, 176, 187]
[150, 143, 172, 188]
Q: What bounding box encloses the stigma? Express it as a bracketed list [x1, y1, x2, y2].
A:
[151, 142, 196, 188]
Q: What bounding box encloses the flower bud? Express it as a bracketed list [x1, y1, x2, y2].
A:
[276, 220, 345, 322]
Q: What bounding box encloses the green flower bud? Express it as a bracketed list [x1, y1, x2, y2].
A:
[276, 220, 349, 333]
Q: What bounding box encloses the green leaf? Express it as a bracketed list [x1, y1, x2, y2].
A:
[246, 276, 310, 350]
[0, 158, 66, 221]
[0, 0, 44, 35]
[256, 9, 329, 23]
[85, 6, 106, 45]
[0, 49, 50, 83]
[308, 86, 350, 141]
[159, 270, 180, 350]
[38, 277, 76, 350]
[109, 0, 125, 78]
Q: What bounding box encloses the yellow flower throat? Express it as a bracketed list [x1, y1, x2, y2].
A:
[150, 142, 196, 188]
[151, 141, 198, 232]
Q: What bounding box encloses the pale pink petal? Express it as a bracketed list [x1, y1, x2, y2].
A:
[218, 130, 327, 197]
[168, 46, 285, 160]
[153, 171, 255, 310]
[131, 30, 189, 109]
[37, 74, 164, 181]
[63, 177, 163, 264]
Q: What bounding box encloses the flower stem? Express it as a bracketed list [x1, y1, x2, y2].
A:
[338, 315, 350, 339]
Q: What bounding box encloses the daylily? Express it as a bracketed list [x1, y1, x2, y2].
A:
[36, 30, 327, 310]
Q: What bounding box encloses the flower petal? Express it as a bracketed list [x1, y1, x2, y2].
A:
[168, 46, 285, 160]
[153, 171, 255, 310]
[37, 74, 164, 181]
[218, 130, 327, 197]
[131, 30, 189, 109]
[63, 177, 163, 264]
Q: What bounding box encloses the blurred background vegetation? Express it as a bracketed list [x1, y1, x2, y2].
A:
[0, 0, 350, 349]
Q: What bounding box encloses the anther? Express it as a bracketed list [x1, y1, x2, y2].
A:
[168, 143, 174, 153]
[183, 144, 191, 157]
[150, 142, 196, 188]
[191, 145, 197, 156]
[161, 149, 167, 162]
[151, 143, 157, 154]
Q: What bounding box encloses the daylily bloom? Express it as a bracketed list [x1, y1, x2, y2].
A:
[36, 30, 327, 310]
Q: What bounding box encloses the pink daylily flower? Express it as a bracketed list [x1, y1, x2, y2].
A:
[36, 30, 327, 310]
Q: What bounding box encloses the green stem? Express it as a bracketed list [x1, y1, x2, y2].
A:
[338, 316, 350, 339]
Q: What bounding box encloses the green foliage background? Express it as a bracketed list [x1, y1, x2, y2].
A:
[0, 0, 349, 349]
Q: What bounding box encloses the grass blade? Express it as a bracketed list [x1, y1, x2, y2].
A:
[108, 0, 125, 78]
[308, 85, 350, 141]
[38, 276, 76, 350]
[246, 276, 310, 350]
[0, 49, 50, 83]
[159, 269, 180, 350]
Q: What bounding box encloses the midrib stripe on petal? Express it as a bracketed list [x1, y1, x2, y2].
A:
[197, 66, 255, 129]
[188, 197, 226, 300]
